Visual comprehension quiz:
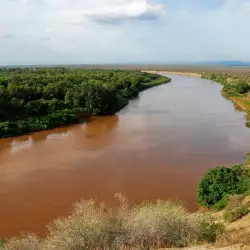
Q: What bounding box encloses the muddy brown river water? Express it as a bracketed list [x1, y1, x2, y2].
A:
[1, 74, 250, 237]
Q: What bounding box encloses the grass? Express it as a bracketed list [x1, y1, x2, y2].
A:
[223, 205, 249, 222]
[223, 195, 249, 222]
[216, 229, 250, 247]
[2, 195, 224, 250]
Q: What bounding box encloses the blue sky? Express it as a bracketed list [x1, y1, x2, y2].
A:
[0, 0, 250, 65]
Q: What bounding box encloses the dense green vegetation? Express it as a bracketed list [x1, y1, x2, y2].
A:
[0, 68, 169, 137]
[202, 73, 250, 127]
[197, 164, 250, 210]
[202, 73, 250, 95]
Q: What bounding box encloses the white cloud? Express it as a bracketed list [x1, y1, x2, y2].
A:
[45, 28, 53, 32]
[0, 32, 14, 38]
[84, 0, 166, 23]
[0, 0, 250, 65]
[57, 0, 166, 25]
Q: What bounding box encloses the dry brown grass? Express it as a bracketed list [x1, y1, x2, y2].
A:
[2, 195, 224, 250]
[2, 234, 40, 250]
[216, 229, 250, 247]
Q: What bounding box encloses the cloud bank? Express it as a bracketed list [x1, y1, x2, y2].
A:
[0, 0, 250, 65]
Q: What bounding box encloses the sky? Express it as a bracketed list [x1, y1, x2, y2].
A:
[0, 0, 250, 65]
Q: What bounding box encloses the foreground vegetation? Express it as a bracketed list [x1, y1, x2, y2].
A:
[0, 68, 169, 138]
[2, 162, 250, 250]
[197, 164, 250, 210]
[1, 195, 223, 250]
[202, 73, 250, 127]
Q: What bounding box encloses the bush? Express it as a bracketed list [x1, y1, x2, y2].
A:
[235, 83, 250, 94]
[3, 196, 223, 250]
[197, 165, 248, 209]
[199, 216, 224, 243]
[3, 234, 40, 250]
[223, 205, 249, 222]
[0, 240, 5, 247]
[121, 200, 201, 248]
[222, 195, 249, 223]
[212, 195, 229, 211]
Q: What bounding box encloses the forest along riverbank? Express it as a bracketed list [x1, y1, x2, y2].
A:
[1, 74, 250, 237]
[0, 69, 170, 138]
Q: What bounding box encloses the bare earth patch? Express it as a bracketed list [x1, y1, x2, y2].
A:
[142, 71, 202, 78]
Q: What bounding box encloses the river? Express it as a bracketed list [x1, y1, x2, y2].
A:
[1, 74, 250, 237]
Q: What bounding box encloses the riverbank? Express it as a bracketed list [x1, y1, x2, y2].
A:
[201, 73, 250, 128]
[2, 193, 250, 249]
[145, 71, 250, 127]
[0, 69, 170, 138]
[143, 70, 202, 78]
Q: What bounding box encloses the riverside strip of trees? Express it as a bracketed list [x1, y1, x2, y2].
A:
[0, 68, 170, 138]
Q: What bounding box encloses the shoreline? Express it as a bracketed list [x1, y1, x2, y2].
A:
[0, 69, 170, 139]
[143, 70, 202, 78]
[147, 70, 249, 128]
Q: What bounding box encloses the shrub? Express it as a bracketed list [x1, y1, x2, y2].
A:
[235, 83, 250, 94]
[199, 215, 224, 243]
[222, 195, 249, 223]
[222, 83, 236, 94]
[197, 165, 248, 208]
[3, 196, 224, 250]
[212, 195, 229, 211]
[223, 205, 249, 222]
[0, 240, 5, 247]
[43, 200, 119, 250]
[3, 234, 40, 250]
[120, 200, 202, 248]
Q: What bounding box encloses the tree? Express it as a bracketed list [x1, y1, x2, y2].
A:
[197, 165, 248, 208]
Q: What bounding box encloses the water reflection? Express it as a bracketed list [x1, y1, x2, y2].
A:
[11, 137, 34, 154]
[0, 116, 119, 156]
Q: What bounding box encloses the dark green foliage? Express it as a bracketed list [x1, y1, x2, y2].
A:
[202, 73, 250, 95]
[223, 205, 249, 222]
[212, 195, 229, 211]
[0, 68, 170, 137]
[221, 82, 250, 95]
[197, 165, 249, 209]
[235, 83, 250, 94]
